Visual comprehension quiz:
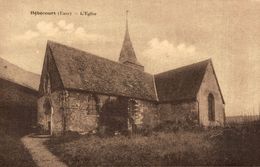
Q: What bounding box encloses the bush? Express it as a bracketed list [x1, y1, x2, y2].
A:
[154, 120, 201, 133]
[207, 123, 260, 165]
[49, 131, 81, 144]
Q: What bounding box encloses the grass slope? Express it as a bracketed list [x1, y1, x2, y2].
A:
[47, 131, 213, 166]
[46, 124, 260, 166]
[0, 130, 36, 167]
[0, 116, 36, 167]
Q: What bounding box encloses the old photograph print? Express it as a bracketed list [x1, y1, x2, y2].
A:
[0, 0, 259, 166]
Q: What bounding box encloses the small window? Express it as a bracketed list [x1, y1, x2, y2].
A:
[208, 93, 215, 121]
[47, 77, 51, 94]
[87, 95, 97, 115]
[44, 73, 51, 94]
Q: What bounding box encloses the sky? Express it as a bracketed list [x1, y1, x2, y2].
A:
[0, 0, 259, 116]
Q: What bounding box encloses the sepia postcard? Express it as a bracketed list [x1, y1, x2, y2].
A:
[0, 0, 259, 166]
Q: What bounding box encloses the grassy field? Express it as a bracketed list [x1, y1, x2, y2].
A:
[0, 130, 37, 167]
[226, 115, 260, 125]
[45, 122, 260, 166]
[47, 131, 212, 166]
[0, 117, 36, 167]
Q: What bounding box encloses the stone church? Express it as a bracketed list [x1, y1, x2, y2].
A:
[37, 18, 225, 135]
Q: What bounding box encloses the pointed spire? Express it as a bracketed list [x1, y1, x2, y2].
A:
[126, 10, 129, 31]
[119, 10, 144, 71]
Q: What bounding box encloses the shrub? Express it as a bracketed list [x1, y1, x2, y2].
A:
[49, 131, 81, 144]
[154, 119, 201, 133]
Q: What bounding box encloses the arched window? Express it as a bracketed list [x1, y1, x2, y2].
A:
[208, 93, 215, 121]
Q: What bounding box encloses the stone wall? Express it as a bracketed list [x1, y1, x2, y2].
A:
[158, 101, 198, 126]
[38, 89, 159, 135]
[37, 91, 63, 135]
[132, 99, 159, 129]
[197, 63, 225, 126]
[157, 63, 225, 128]
[65, 92, 159, 134]
[65, 91, 100, 133]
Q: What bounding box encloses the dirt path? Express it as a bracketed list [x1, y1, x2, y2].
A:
[21, 134, 68, 167]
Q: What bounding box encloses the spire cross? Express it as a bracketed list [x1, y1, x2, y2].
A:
[126, 10, 129, 30]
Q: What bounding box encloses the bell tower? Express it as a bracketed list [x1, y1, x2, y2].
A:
[119, 10, 144, 71]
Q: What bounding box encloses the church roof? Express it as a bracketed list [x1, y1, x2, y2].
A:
[0, 57, 40, 91]
[155, 60, 210, 102]
[119, 16, 143, 67]
[47, 41, 157, 101]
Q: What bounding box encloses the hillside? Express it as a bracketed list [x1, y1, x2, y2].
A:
[0, 57, 40, 90]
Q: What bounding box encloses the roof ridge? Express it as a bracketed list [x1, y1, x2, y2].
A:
[0, 76, 37, 91]
[152, 75, 159, 101]
[0, 57, 40, 90]
[0, 57, 40, 75]
[155, 59, 211, 76]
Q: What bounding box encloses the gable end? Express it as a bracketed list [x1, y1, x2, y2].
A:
[196, 60, 225, 104]
[39, 43, 64, 96]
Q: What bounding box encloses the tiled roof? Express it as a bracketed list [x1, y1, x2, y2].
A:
[0, 57, 40, 91]
[155, 60, 210, 102]
[48, 41, 157, 101]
